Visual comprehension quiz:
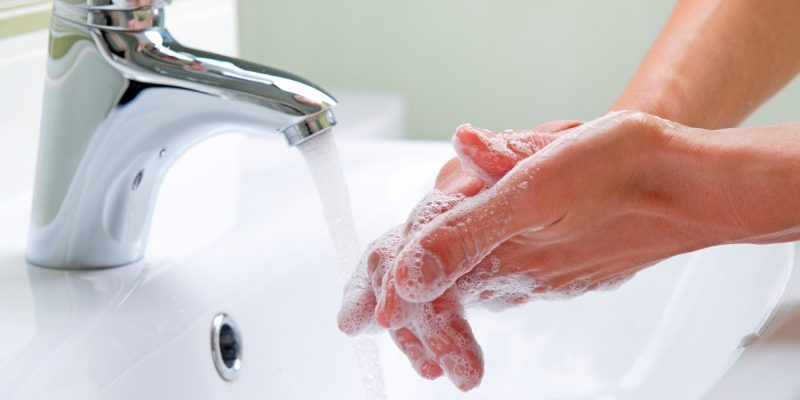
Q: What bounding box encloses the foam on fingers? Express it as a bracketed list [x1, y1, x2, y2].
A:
[390, 327, 444, 380]
[412, 289, 484, 391]
[403, 190, 467, 237]
[375, 267, 417, 328]
[452, 124, 519, 184]
[452, 124, 545, 183]
[390, 190, 475, 303]
[338, 266, 377, 336]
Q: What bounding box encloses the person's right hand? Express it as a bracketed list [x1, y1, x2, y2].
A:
[337, 120, 581, 391]
[377, 111, 732, 330]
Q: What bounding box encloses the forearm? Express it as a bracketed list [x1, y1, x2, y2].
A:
[661, 122, 800, 246]
[612, 0, 800, 129]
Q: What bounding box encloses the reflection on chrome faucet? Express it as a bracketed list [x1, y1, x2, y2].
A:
[28, 0, 337, 269]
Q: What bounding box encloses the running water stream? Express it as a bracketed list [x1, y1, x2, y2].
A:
[297, 133, 388, 400]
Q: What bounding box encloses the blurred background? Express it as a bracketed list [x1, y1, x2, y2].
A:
[236, 0, 800, 139]
[3, 0, 799, 205]
[2, 0, 800, 142]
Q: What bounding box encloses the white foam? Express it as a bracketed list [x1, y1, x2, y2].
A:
[405, 190, 466, 235]
[411, 293, 483, 391]
[338, 262, 381, 335]
[454, 255, 638, 311]
[367, 227, 403, 291]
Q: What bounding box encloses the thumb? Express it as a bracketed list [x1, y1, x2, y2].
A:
[391, 156, 561, 302]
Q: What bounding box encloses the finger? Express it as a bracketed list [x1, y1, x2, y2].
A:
[452, 124, 559, 184]
[403, 188, 471, 247]
[337, 264, 377, 336]
[390, 327, 444, 380]
[412, 289, 484, 391]
[365, 227, 403, 291]
[451, 124, 524, 184]
[380, 174, 478, 328]
[433, 157, 487, 197]
[383, 186, 473, 326]
[338, 226, 403, 335]
[393, 155, 562, 302]
[375, 266, 417, 328]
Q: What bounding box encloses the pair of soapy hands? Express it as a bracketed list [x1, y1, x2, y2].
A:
[337, 111, 695, 391]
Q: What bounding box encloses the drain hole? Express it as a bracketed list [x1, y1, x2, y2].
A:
[211, 313, 242, 380]
[219, 324, 239, 368]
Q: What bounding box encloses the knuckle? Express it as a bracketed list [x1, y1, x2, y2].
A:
[617, 110, 661, 132]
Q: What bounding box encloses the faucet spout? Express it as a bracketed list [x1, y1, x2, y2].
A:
[27, 1, 337, 269]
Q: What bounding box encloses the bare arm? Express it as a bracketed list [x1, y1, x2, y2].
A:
[378, 112, 800, 314]
[612, 0, 800, 128]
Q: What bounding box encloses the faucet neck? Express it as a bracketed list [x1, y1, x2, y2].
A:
[53, 0, 169, 31]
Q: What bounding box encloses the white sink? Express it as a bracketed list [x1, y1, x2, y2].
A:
[0, 137, 798, 399]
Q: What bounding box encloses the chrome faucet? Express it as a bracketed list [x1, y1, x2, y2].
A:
[27, 0, 337, 269]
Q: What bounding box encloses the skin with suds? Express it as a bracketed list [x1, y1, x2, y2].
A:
[337, 120, 586, 390]
[338, 0, 800, 392]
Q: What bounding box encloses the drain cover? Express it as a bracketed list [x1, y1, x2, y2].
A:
[211, 313, 242, 380]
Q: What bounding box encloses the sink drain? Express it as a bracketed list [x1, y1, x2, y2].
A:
[211, 313, 242, 381]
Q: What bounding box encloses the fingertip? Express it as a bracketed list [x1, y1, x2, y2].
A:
[414, 290, 485, 392]
[456, 377, 483, 392]
[442, 353, 485, 392]
[454, 123, 535, 186]
[420, 360, 444, 380]
[337, 284, 376, 336]
[452, 125, 502, 184]
[337, 308, 368, 336]
[390, 327, 444, 380]
[453, 124, 486, 149]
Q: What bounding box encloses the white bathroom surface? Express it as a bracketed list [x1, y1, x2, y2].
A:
[0, 137, 798, 399]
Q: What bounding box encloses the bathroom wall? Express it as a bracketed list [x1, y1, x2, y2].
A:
[238, 1, 800, 139]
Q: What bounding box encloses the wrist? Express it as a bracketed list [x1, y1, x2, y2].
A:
[610, 89, 702, 129]
[620, 117, 728, 251]
[657, 122, 800, 245]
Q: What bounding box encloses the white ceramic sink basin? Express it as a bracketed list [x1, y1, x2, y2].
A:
[1, 136, 799, 399]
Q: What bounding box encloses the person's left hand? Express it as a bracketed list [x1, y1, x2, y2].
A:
[337, 120, 580, 391]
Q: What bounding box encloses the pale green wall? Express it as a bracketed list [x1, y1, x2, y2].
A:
[0, 1, 50, 39]
[239, 1, 800, 139]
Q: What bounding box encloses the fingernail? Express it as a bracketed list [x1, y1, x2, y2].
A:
[420, 360, 443, 379]
[420, 252, 445, 286]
